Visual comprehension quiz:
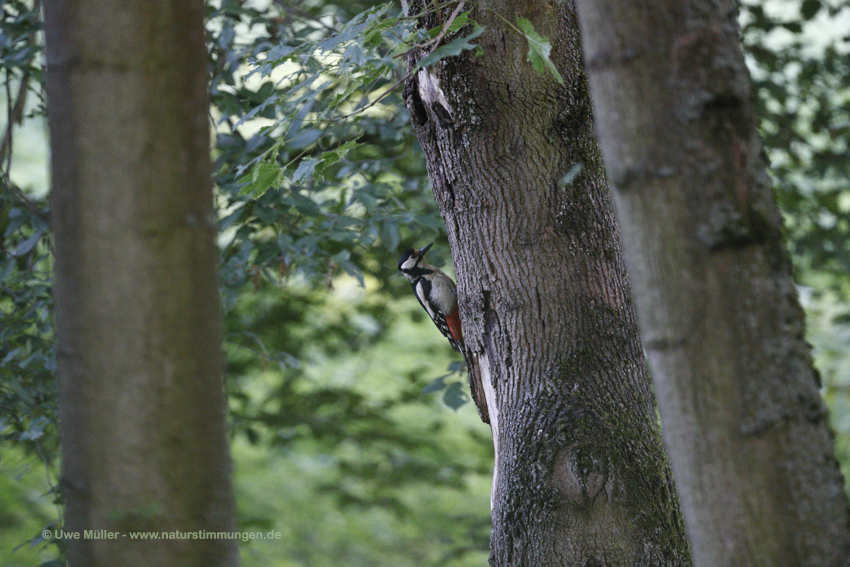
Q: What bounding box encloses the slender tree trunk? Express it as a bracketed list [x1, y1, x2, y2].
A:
[44, 1, 238, 565]
[404, 1, 690, 564]
[573, 0, 850, 565]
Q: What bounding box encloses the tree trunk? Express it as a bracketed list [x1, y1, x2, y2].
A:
[44, 1, 238, 565]
[404, 1, 690, 565]
[573, 0, 850, 565]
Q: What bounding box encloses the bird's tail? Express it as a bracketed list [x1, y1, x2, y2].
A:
[462, 349, 490, 424]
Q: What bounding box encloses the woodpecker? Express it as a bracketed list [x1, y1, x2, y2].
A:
[398, 243, 463, 352]
[399, 243, 490, 425]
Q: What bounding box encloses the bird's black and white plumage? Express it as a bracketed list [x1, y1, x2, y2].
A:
[398, 243, 463, 352]
[398, 243, 490, 425]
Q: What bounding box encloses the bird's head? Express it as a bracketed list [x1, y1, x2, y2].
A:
[398, 242, 433, 273]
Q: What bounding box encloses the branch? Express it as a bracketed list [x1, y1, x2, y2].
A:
[424, 0, 466, 54]
[1, 173, 49, 223]
[339, 1, 469, 121]
[0, 0, 42, 174]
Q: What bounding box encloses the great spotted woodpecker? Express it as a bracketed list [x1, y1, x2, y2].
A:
[398, 243, 463, 352]
[398, 244, 490, 425]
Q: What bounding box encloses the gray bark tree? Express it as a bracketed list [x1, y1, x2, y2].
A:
[404, 1, 690, 565]
[573, 0, 850, 565]
[44, 1, 238, 565]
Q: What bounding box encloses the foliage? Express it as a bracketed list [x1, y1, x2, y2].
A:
[225, 279, 493, 566]
[516, 17, 564, 84]
[1, 3, 57, 563]
[740, 0, 850, 287]
[0, 196, 53, 456]
[207, 0, 445, 297]
[1, 0, 56, 490]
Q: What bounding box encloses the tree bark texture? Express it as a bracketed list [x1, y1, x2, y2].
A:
[404, 1, 690, 565]
[44, 1, 238, 565]
[573, 0, 850, 565]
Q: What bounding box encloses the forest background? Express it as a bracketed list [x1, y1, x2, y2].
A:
[1, 0, 848, 565]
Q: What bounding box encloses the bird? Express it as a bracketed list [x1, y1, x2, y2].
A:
[398, 243, 463, 352]
[398, 243, 489, 424]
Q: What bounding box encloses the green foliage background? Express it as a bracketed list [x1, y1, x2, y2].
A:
[1, 0, 848, 565]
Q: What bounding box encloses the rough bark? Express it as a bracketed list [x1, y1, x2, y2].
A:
[573, 0, 850, 565]
[404, 1, 690, 565]
[44, 1, 238, 565]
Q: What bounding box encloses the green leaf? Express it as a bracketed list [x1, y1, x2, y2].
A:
[427, 10, 473, 38]
[12, 229, 44, 257]
[380, 221, 399, 251]
[442, 381, 469, 411]
[317, 18, 370, 53]
[0, 259, 15, 282]
[413, 26, 486, 71]
[241, 162, 281, 196]
[292, 158, 319, 184]
[516, 17, 564, 85]
[800, 0, 822, 20]
[266, 44, 295, 62]
[315, 139, 360, 177]
[422, 375, 448, 394]
[20, 416, 50, 441]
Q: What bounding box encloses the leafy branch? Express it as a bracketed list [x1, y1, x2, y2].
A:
[485, 11, 564, 84]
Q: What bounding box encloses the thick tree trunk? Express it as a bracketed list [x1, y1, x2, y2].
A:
[44, 1, 238, 566]
[573, 0, 850, 565]
[404, 1, 690, 565]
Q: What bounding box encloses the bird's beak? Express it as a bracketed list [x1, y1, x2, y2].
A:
[420, 242, 434, 256]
